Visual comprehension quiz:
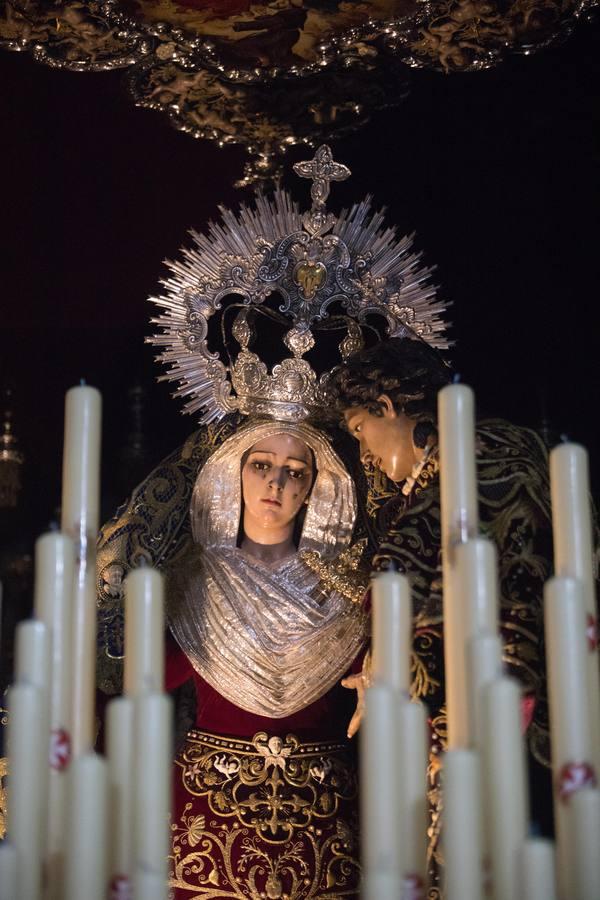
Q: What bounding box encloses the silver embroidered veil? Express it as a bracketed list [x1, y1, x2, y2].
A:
[168, 419, 368, 717]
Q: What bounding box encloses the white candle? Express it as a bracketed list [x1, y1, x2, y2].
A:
[361, 685, 403, 899]
[480, 677, 529, 900]
[0, 841, 17, 900]
[107, 696, 135, 888]
[133, 865, 168, 900]
[133, 693, 173, 880]
[61, 384, 102, 537]
[438, 383, 479, 749]
[550, 443, 600, 778]
[398, 698, 428, 892]
[33, 531, 75, 737]
[14, 619, 49, 689]
[545, 577, 594, 771]
[7, 683, 46, 900]
[371, 570, 411, 693]
[517, 838, 557, 900]
[455, 538, 498, 634]
[544, 576, 594, 899]
[438, 383, 479, 550]
[60, 384, 102, 756]
[442, 749, 483, 900]
[571, 788, 600, 900]
[32, 531, 75, 900]
[450, 538, 499, 747]
[124, 568, 165, 696]
[467, 632, 503, 749]
[64, 753, 108, 900]
[13, 620, 51, 888]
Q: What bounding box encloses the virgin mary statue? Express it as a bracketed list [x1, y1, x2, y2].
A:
[96, 146, 449, 898]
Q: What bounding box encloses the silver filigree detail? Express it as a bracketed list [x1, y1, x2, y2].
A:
[294, 145, 351, 236]
[284, 325, 315, 357]
[147, 146, 451, 423]
[232, 309, 255, 350]
[231, 353, 323, 421]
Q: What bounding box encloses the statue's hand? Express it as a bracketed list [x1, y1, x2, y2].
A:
[341, 672, 366, 739]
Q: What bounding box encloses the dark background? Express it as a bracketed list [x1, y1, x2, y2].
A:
[1, 16, 599, 543]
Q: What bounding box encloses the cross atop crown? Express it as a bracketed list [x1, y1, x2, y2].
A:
[294, 145, 351, 235]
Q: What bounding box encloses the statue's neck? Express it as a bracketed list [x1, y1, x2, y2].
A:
[239, 534, 296, 564]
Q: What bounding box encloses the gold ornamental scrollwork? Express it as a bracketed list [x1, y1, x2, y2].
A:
[170, 730, 360, 898]
[176, 731, 357, 844]
[1, 0, 593, 183]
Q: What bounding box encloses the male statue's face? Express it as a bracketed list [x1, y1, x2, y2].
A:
[343, 395, 417, 483]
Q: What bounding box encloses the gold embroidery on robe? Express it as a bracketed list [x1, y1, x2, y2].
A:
[170, 730, 360, 898]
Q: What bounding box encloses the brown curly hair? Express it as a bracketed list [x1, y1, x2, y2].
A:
[328, 337, 453, 425]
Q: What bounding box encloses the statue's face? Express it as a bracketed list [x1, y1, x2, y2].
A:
[241, 433, 314, 540]
[343, 394, 416, 483]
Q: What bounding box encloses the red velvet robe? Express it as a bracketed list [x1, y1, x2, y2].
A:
[166, 633, 364, 900]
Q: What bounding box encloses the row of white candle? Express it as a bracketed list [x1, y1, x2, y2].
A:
[361, 382, 600, 900]
[0, 554, 172, 900]
[0, 386, 173, 900]
[1, 379, 598, 899]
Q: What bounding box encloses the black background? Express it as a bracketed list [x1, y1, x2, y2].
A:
[1, 17, 599, 539]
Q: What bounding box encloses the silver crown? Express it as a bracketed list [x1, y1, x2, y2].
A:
[149, 145, 450, 423]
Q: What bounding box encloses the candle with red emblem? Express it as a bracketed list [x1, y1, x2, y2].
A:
[33, 530, 75, 899]
[106, 695, 135, 892]
[544, 576, 596, 899]
[550, 442, 600, 780]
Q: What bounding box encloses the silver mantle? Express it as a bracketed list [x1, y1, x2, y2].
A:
[168, 420, 368, 718]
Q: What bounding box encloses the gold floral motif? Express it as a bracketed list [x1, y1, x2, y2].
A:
[301, 539, 369, 605]
[177, 731, 356, 845]
[170, 813, 359, 898]
[170, 730, 359, 898]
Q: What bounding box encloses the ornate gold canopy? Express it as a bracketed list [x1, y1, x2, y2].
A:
[1, 0, 595, 182]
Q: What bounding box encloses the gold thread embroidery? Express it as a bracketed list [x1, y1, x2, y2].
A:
[301, 540, 369, 605]
[176, 731, 356, 844]
[170, 731, 360, 898]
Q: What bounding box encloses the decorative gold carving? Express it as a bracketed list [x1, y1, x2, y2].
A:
[294, 261, 327, 300]
[1, 0, 587, 183]
[177, 731, 356, 843]
[170, 730, 360, 897]
[301, 539, 370, 605]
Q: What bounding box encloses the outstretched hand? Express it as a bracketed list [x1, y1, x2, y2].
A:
[341, 672, 366, 739]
